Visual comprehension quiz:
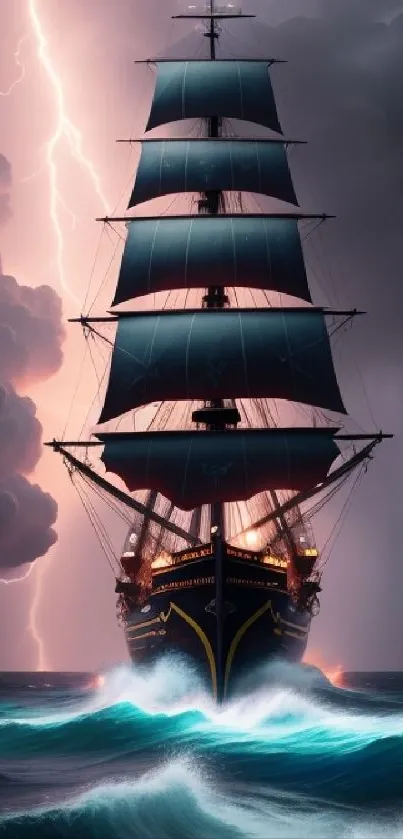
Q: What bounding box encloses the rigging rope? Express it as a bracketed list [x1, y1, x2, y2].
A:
[87, 331, 103, 393]
[79, 472, 133, 529]
[82, 225, 108, 314]
[88, 237, 121, 314]
[78, 337, 108, 442]
[72, 473, 119, 576]
[318, 465, 366, 570]
[76, 474, 118, 557]
[62, 340, 89, 441]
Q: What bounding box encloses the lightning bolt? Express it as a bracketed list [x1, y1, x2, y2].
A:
[0, 35, 28, 97]
[0, 565, 47, 666]
[28, 0, 110, 306]
[0, 565, 35, 585]
[0, 565, 47, 669]
[23, 0, 109, 670]
[29, 567, 48, 670]
[26, 0, 111, 671]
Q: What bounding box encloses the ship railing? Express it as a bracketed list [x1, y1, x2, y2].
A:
[150, 543, 289, 573]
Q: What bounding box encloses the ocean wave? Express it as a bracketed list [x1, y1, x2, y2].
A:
[0, 661, 403, 833]
[0, 759, 402, 839]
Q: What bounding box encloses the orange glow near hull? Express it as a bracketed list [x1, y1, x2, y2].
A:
[303, 649, 344, 688]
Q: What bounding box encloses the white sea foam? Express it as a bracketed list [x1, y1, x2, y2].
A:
[2, 658, 403, 757]
[1, 758, 402, 839]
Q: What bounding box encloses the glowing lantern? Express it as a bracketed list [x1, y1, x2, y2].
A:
[245, 529, 260, 548]
[151, 551, 172, 570]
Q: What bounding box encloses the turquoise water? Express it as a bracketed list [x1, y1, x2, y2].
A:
[0, 659, 402, 838]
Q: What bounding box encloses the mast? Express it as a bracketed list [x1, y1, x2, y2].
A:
[202, 2, 290, 624]
[209, 0, 217, 61]
[205, 0, 225, 701]
[203, 0, 225, 531]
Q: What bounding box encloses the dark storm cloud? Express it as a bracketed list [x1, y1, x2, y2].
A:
[0, 274, 65, 385]
[0, 290, 63, 570]
[0, 285, 64, 570]
[0, 475, 57, 569]
[260, 0, 403, 24]
[0, 154, 12, 229]
[0, 385, 42, 478]
[0, 156, 65, 572]
[0, 308, 63, 571]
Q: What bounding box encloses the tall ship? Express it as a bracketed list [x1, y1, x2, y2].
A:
[48, 1, 391, 702]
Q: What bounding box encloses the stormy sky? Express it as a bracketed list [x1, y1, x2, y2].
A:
[0, 153, 64, 568]
[0, 0, 402, 672]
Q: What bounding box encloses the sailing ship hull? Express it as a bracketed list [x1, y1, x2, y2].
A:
[122, 545, 311, 701]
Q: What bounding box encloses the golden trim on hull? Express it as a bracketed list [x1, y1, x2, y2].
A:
[126, 602, 217, 698]
[281, 616, 310, 632]
[126, 615, 162, 633]
[130, 629, 166, 642]
[224, 600, 275, 697]
[167, 602, 218, 700]
[282, 628, 308, 641]
[126, 604, 174, 636]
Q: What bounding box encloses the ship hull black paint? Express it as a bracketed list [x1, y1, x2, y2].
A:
[122, 547, 311, 700]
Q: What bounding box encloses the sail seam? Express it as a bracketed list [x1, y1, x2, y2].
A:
[184, 218, 193, 287]
[158, 141, 165, 198]
[147, 219, 160, 295]
[236, 61, 244, 120]
[228, 139, 234, 192]
[256, 140, 263, 195]
[145, 315, 161, 408]
[230, 215, 237, 284]
[281, 308, 298, 404]
[262, 218, 273, 289]
[185, 312, 196, 399]
[181, 62, 189, 119]
[184, 140, 190, 193]
[238, 311, 249, 398]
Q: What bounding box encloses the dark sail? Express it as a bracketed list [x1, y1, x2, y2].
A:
[112, 215, 311, 305]
[146, 60, 282, 133]
[47, 0, 392, 708]
[128, 140, 298, 208]
[98, 308, 346, 424]
[97, 428, 341, 511]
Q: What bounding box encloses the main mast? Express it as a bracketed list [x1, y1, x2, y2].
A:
[203, 0, 226, 700]
[201, 0, 226, 540]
